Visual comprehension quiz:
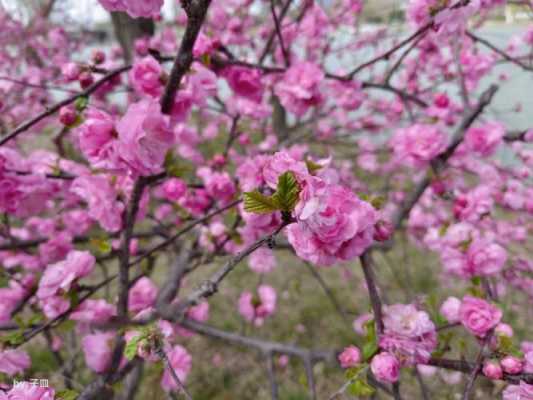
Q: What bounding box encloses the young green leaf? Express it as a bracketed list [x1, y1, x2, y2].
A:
[347, 378, 375, 397]
[124, 334, 143, 360]
[272, 171, 300, 212]
[243, 190, 280, 214]
[56, 389, 80, 400]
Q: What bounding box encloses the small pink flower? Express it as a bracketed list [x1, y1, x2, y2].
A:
[130, 56, 165, 98]
[0, 349, 31, 376]
[59, 105, 77, 126]
[440, 297, 461, 323]
[223, 66, 263, 103]
[161, 178, 187, 201]
[238, 285, 277, 326]
[390, 124, 448, 168]
[459, 296, 502, 338]
[501, 356, 524, 375]
[274, 62, 324, 117]
[371, 352, 400, 383]
[464, 121, 505, 157]
[161, 345, 192, 392]
[502, 381, 533, 400]
[128, 277, 158, 313]
[338, 346, 361, 368]
[483, 360, 503, 380]
[37, 250, 95, 300]
[81, 332, 115, 373]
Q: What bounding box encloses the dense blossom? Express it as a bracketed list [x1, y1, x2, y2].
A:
[238, 284, 277, 326]
[98, 0, 164, 18]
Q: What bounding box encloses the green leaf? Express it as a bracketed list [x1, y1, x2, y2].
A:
[164, 151, 190, 178]
[347, 378, 375, 397]
[243, 190, 280, 214]
[0, 330, 25, 346]
[271, 171, 300, 212]
[90, 237, 111, 254]
[56, 320, 76, 334]
[56, 389, 79, 400]
[74, 96, 89, 112]
[345, 364, 367, 380]
[362, 319, 378, 360]
[124, 334, 143, 360]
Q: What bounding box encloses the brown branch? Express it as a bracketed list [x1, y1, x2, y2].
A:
[0, 65, 130, 147]
[270, 0, 290, 67]
[467, 31, 533, 72]
[160, 0, 212, 114]
[258, 0, 293, 64]
[359, 252, 385, 334]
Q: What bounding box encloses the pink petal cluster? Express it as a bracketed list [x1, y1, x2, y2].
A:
[439, 296, 461, 323]
[37, 250, 95, 300]
[379, 304, 437, 366]
[238, 284, 277, 326]
[370, 352, 400, 383]
[464, 122, 505, 157]
[71, 175, 124, 232]
[223, 66, 263, 103]
[0, 384, 55, 400]
[130, 56, 165, 98]
[98, 0, 163, 18]
[76, 108, 117, 168]
[338, 345, 361, 368]
[453, 185, 494, 222]
[502, 381, 533, 400]
[128, 277, 158, 313]
[161, 345, 192, 392]
[197, 167, 236, 205]
[441, 238, 507, 278]
[286, 177, 377, 266]
[482, 360, 503, 380]
[274, 62, 324, 117]
[81, 331, 115, 373]
[70, 299, 116, 323]
[390, 123, 448, 168]
[0, 349, 31, 376]
[116, 100, 175, 176]
[459, 296, 502, 337]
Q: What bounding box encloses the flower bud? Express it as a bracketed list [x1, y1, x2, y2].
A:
[79, 71, 94, 89]
[501, 356, 523, 375]
[373, 219, 393, 242]
[338, 346, 361, 369]
[59, 106, 77, 126]
[482, 360, 503, 380]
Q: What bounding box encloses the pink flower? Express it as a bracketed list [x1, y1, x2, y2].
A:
[453, 185, 494, 222]
[371, 352, 400, 383]
[76, 108, 117, 168]
[3, 384, 55, 400]
[274, 62, 324, 116]
[223, 66, 263, 103]
[161, 345, 192, 392]
[287, 178, 377, 266]
[380, 304, 437, 366]
[459, 296, 502, 337]
[390, 124, 448, 168]
[176, 301, 210, 337]
[464, 122, 505, 157]
[37, 250, 95, 300]
[482, 360, 503, 380]
[524, 351, 533, 373]
[262, 151, 308, 190]
[116, 100, 175, 176]
[130, 56, 165, 98]
[61, 62, 81, 81]
[71, 175, 124, 233]
[0, 349, 31, 376]
[501, 356, 524, 375]
[248, 247, 276, 274]
[440, 297, 461, 323]
[70, 299, 116, 323]
[442, 238, 507, 278]
[338, 346, 361, 368]
[238, 284, 277, 326]
[197, 167, 236, 204]
[161, 178, 187, 201]
[128, 277, 158, 313]
[81, 332, 114, 373]
[502, 381, 533, 400]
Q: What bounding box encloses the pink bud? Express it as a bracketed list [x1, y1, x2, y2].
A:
[92, 50, 106, 64]
[79, 71, 94, 89]
[501, 356, 523, 374]
[440, 296, 461, 323]
[431, 179, 446, 196]
[59, 106, 77, 126]
[482, 360, 503, 380]
[338, 346, 361, 369]
[373, 219, 393, 242]
[495, 323, 514, 338]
